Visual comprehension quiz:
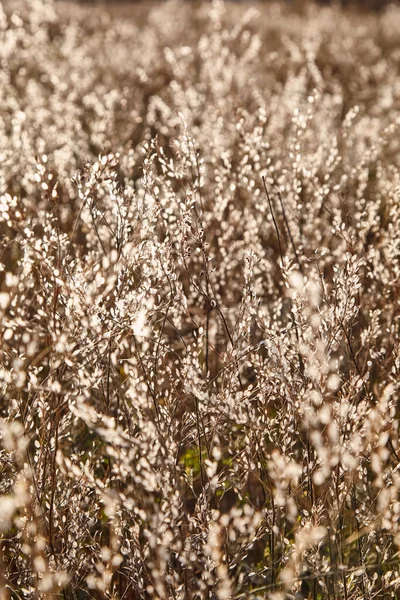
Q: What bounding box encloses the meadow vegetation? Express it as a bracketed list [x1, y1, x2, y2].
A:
[1, 0, 400, 597]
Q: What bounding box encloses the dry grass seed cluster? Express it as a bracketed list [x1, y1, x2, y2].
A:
[1, 0, 400, 598]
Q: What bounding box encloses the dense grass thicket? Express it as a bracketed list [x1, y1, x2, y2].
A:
[2, 0, 400, 597]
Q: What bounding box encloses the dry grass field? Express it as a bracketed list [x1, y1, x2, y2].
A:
[1, 0, 400, 598]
